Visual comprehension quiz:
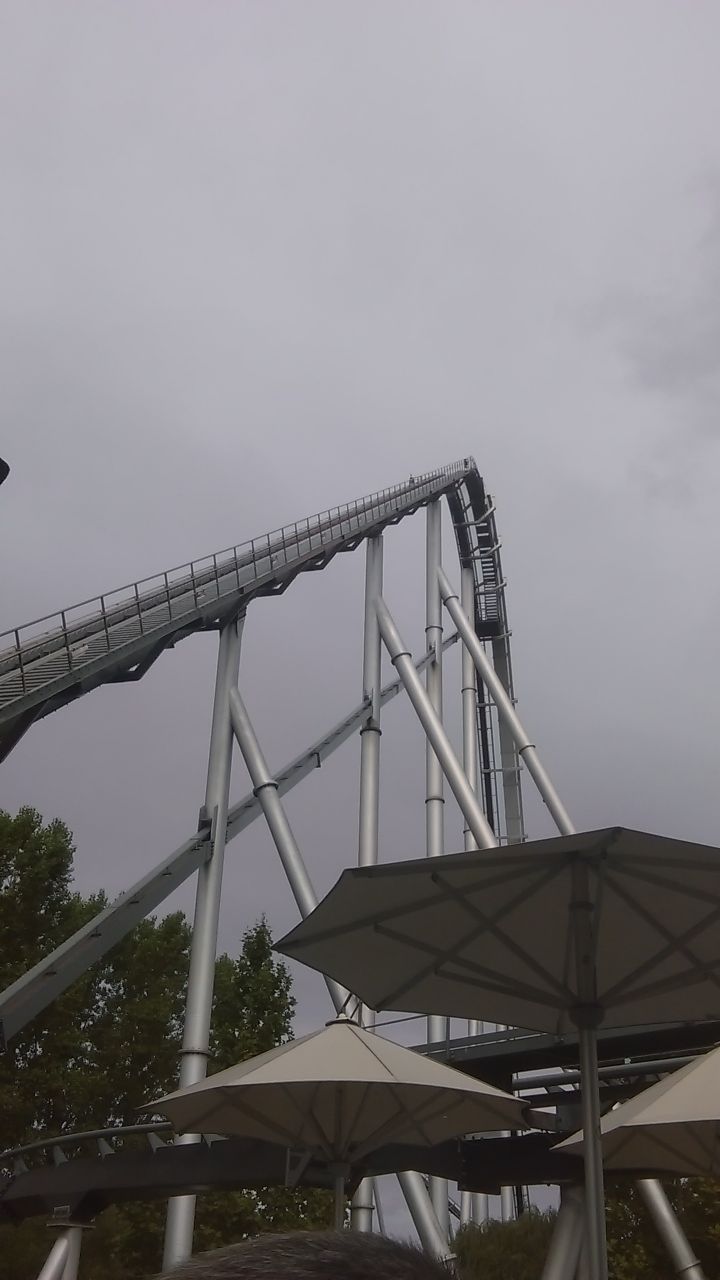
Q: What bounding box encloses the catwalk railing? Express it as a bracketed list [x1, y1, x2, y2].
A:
[0, 460, 470, 758]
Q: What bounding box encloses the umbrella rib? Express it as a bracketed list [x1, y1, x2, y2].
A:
[599, 873, 720, 1003]
[339, 1080, 373, 1154]
[431, 867, 574, 1000]
[282, 861, 564, 954]
[615, 862, 720, 910]
[212, 1088, 311, 1149]
[643, 1126, 710, 1177]
[373, 922, 563, 1010]
[435, 961, 564, 1009]
[370, 862, 572, 1009]
[609, 956, 720, 1009]
[373, 919, 509, 1008]
[620, 853, 720, 881]
[301, 1080, 336, 1158]
[279, 863, 540, 953]
[351, 1086, 449, 1158]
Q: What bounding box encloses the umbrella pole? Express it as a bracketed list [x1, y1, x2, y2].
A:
[578, 1025, 608, 1280]
[334, 1171, 345, 1231]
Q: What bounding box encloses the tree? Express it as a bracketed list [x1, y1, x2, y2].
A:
[455, 1180, 720, 1280]
[0, 808, 330, 1278]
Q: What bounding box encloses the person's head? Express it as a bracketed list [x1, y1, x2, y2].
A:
[163, 1231, 453, 1280]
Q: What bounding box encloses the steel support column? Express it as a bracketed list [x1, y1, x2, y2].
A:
[36, 1236, 70, 1280]
[425, 503, 448, 1235]
[460, 567, 488, 1226]
[228, 686, 348, 1013]
[438, 568, 573, 835]
[460, 567, 479, 857]
[636, 1179, 706, 1280]
[163, 618, 243, 1272]
[61, 1227, 83, 1280]
[540, 1187, 585, 1280]
[353, 535, 383, 1233]
[229, 671, 449, 1259]
[376, 597, 497, 851]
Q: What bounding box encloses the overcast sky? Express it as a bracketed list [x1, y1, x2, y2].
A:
[2, 0, 720, 1237]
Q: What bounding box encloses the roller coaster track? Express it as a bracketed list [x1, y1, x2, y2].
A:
[0, 457, 523, 1046]
[0, 459, 499, 759]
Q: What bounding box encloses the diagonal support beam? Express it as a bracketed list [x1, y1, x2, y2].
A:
[375, 595, 497, 851]
[228, 684, 452, 1262]
[438, 567, 574, 836]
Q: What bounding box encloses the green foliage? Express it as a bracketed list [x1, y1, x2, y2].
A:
[455, 1181, 720, 1280]
[605, 1179, 720, 1280]
[0, 808, 330, 1278]
[455, 1210, 556, 1280]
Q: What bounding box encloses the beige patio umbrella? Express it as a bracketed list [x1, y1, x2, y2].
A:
[558, 1042, 720, 1175]
[147, 1014, 526, 1227]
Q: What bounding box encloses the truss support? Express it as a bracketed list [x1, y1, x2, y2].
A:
[460, 567, 479, 857]
[376, 596, 497, 852]
[229, 646, 449, 1259]
[353, 535, 383, 1233]
[425, 503, 449, 1236]
[163, 618, 243, 1272]
[61, 1226, 82, 1280]
[540, 1186, 584, 1280]
[36, 1235, 70, 1280]
[438, 568, 573, 836]
[228, 685, 348, 1012]
[636, 1180, 706, 1280]
[460, 566, 487, 1226]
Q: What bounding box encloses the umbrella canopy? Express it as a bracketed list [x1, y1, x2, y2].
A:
[275, 827, 720, 1280]
[275, 828, 720, 1035]
[148, 1016, 525, 1163]
[558, 1043, 720, 1176]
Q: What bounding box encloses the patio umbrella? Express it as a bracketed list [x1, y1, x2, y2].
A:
[147, 1014, 526, 1228]
[558, 1042, 720, 1176]
[275, 827, 720, 1280]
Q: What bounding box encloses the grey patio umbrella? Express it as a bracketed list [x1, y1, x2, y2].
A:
[558, 1042, 720, 1176]
[148, 1014, 526, 1228]
[275, 827, 720, 1280]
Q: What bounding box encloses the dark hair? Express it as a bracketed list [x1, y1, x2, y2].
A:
[163, 1231, 453, 1279]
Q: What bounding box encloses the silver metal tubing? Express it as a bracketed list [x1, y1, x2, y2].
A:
[461, 570, 487, 1227]
[426, 503, 448, 1235]
[578, 1026, 608, 1280]
[460, 567, 479, 855]
[540, 1186, 584, 1280]
[378, 582, 496, 1238]
[36, 1236, 70, 1280]
[228, 685, 348, 1013]
[61, 1227, 82, 1280]
[636, 1180, 706, 1279]
[353, 536, 384, 1233]
[438, 568, 574, 836]
[397, 1169, 456, 1263]
[358, 535, 383, 870]
[229, 674, 446, 1256]
[376, 596, 497, 852]
[501, 1183, 515, 1223]
[163, 618, 243, 1272]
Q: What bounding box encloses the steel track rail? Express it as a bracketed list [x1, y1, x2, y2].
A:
[0, 462, 473, 758]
